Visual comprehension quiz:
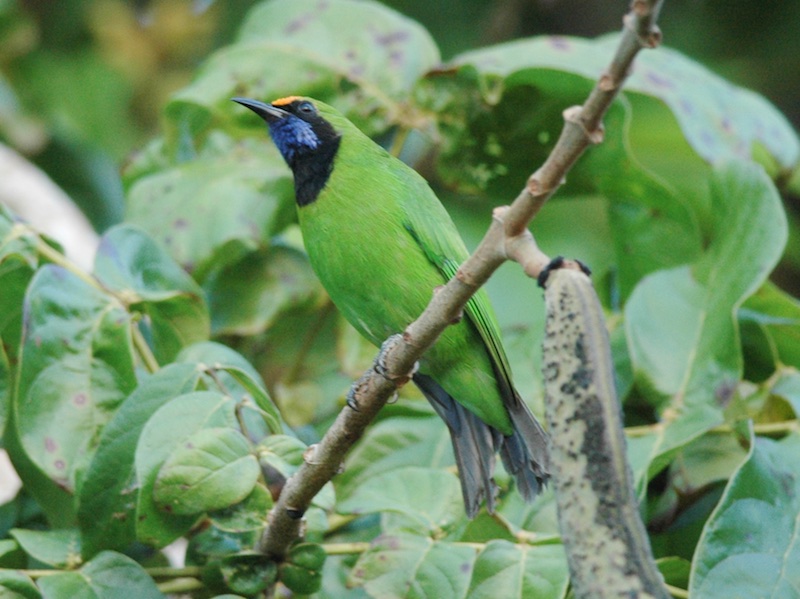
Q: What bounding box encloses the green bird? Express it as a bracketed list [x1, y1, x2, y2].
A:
[233, 95, 549, 516]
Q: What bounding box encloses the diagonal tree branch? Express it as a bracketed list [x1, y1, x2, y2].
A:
[260, 0, 665, 560]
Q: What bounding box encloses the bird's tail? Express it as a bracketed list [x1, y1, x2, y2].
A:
[499, 391, 549, 501]
[413, 374, 549, 518]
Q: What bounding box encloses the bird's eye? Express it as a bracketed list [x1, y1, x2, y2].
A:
[297, 101, 315, 115]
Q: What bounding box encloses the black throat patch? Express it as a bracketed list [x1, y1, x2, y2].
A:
[291, 135, 341, 207]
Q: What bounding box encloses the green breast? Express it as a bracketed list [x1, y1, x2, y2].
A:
[296, 136, 513, 434]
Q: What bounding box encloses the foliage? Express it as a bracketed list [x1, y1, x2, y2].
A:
[1, 0, 800, 597]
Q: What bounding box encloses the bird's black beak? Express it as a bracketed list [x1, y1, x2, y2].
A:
[231, 97, 288, 123]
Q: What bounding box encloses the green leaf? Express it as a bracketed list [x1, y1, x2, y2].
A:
[0, 570, 39, 599]
[169, 0, 440, 138]
[418, 56, 701, 298]
[219, 552, 277, 596]
[93, 224, 209, 363]
[208, 484, 272, 533]
[0, 257, 35, 438]
[215, 366, 283, 435]
[740, 281, 800, 371]
[37, 551, 164, 599]
[205, 244, 321, 336]
[135, 391, 238, 547]
[338, 467, 463, 531]
[255, 433, 306, 475]
[770, 369, 800, 417]
[13, 265, 137, 506]
[350, 532, 478, 599]
[175, 342, 284, 435]
[689, 431, 800, 597]
[255, 435, 335, 514]
[9, 528, 80, 569]
[656, 556, 691, 591]
[466, 540, 569, 599]
[430, 34, 798, 176]
[125, 135, 296, 281]
[154, 427, 259, 516]
[492, 488, 560, 539]
[625, 161, 787, 482]
[0, 539, 25, 569]
[77, 363, 202, 558]
[336, 416, 454, 504]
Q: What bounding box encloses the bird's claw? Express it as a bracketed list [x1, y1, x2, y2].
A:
[373, 334, 417, 386]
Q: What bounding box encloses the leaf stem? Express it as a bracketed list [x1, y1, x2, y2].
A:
[625, 419, 799, 438]
[31, 228, 101, 292]
[665, 583, 690, 598]
[156, 577, 205, 594]
[131, 322, 160, 373]
[146, 565, 204, 578]
[322, 541, 372, 555]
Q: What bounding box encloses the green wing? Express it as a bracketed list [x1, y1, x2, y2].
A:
[401, 181, 516, 402]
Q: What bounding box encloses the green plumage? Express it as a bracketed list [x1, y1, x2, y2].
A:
[299, 102, 512, 433]
[234, 95, 549, 516]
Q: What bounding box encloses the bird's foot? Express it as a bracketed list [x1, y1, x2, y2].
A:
[374, 334, 418, 387]
[346, 374, 370, 411]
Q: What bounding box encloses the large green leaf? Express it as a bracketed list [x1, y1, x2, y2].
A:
[167, 0, 440, 140]
[175, 341, 284, 435]
[134, 390, 239, 547]
[205, 244, 321, 336]
[335, 416, 454, 504]
[36, 551, 164, 599]
[740, 281, 800, 370]
[427, 34, 798, 180]
[154, 427, 259, 516]
[349, 532, 478, 599]
[125, 135, 295, 281]
[77, 363, 202, 558]
[0, 570, 39, 599]
[417, 58, 701, 297]
[689, 431, 800, 597]
[625, 161, 787, 484]
[93, 224, 209, 363]
[0, 208, 42, 437]
[467, 540, 568, 599]
[9, 528, 81, 569]
[351, 535, 568, 599]
[338, 467, 463, 532]
[13, 265, 137, 496]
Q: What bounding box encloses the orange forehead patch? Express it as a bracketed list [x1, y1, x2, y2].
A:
[272, 96, 301, 106]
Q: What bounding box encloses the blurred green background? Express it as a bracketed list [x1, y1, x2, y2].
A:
[1, 0, 798, 289]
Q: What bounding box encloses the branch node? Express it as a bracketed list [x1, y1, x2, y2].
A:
[302, 444, 318, 464]
[630, 0, 649, 16]
[563, 106, 604, 144]
[455, 265, 479, 288]
[526, 175, 544, 196]
[588, 122, 605, 144]
[492, 205, 510, 222]
[646, 25, 663, 48]
[598, 72, 616, 92]
[286, 506, 305, 520]
[562, 105, 582, 123]
[624, 12, 662, 48]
